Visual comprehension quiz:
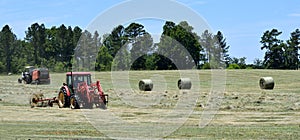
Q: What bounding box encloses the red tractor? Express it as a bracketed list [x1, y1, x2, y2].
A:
[57, 72, 108, 109]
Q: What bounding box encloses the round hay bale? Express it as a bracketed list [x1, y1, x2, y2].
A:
[178, 78, 192, 90]
[139, 79, 153, 91]
[259, 77, 274, 90]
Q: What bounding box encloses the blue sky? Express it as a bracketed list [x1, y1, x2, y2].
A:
[1, 0, 300, 63]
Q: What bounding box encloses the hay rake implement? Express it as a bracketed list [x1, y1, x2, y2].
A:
[30, 93, 63, 108]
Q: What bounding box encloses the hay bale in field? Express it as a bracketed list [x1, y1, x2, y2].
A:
[178, 78, 192, 90]
[139, 79, 153, 91]
[259, 77, 274, 90]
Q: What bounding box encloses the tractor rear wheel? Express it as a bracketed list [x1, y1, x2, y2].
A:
[58, 91, 65, 108]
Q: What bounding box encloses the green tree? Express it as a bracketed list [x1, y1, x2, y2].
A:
[102, 25, 131, 70]
[200, 30, 213, 63]
[64, 26, 75, 65]
[103, 25, 126, 57]
[111, 47, 131, 70]
[0, 25, 18, 73]
[90, 31, 101, 70]
[10, 40, 28, 73]
[125, 23, 146, 42]
[157, 21, 203, 69]
[56, 24, 68, 63]
[228, 57, 247, 69]
[214, 31, 230, 67]
[127, 24, 153, 70]
[103, 23, 150, 71]
[260, 29, 284, 69]
[45, 24, 74, 70]
[144, 54, 159, 70]
[156, 36, 180, 70]
[238, 57, 247, 69]
[130, 33, 154, 70]
[43, 25, 82, 71]
[285, 29, 300, 69]
[75, 30, 92, 71]
[25, 23, 46, 66]
[73, 26, 82, 46]
[96, 46, 113, 71]
[152, 53, 176, 70]
[177, 21, 204, 68]
[162, 21, 176, 36]
[200, 30, 230, 68]
[71, 26, 82, 70]
[44, 26, 59, 69]
[253, 58, 263, 69]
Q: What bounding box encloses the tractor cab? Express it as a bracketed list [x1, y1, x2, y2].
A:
[66, 72, 92, 90]
[22, 66, 35, 79]
[24, 66, 35, 74]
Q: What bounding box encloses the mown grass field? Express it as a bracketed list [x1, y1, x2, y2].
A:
[0, 70, 300, 139]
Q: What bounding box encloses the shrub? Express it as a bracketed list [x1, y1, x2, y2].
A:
[227, 64, 240, 69]
[0, 62, 5, 73]
[53, 62, 65, 72]
[202, 63, 211, 69]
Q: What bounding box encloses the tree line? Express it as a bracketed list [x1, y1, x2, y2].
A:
[0, 21, 231, 73]
[97, 21, 231, 71]
[0, 21, 299, 74]
[0, 23, 83, 73]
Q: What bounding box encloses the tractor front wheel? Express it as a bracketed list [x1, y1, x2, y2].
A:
[97, 102, 107, 110]
[83, 103, 93, 109]
[25, 75, 32, 84]
[70, 96, 80, 109]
